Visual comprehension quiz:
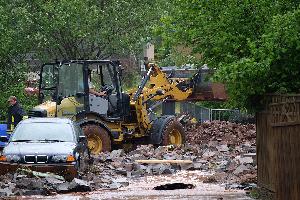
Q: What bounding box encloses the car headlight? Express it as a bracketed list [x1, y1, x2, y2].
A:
[6, 155, 21, 162]
[52, 155, 67, 162]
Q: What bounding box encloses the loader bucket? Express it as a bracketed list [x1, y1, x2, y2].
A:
[183, 66, 227, 101]
[188, 82, 227, 101]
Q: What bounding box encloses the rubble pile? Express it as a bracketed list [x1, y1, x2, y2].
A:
[0, 169, 91, 196]
[0, 121, 257, 197]
[186, 120, 256, 146]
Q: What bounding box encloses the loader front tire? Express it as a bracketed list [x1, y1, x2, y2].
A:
[82, 124, 111, 154]
[161, 119, 186, 146]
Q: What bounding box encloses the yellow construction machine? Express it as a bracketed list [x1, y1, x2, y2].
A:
[29, 60, 226, 154]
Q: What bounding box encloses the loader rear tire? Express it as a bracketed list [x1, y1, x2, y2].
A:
[82, 124, 111, 154]
[161, 119, 186, 146]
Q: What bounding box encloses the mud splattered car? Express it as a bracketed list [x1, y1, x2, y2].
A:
[0, 118, 89, 179]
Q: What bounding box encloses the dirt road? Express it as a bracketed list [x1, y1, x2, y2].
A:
[0, 121, 256, 199]
[20, 170, 252, 200]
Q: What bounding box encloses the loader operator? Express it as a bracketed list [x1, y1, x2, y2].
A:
[7, 96, 26, 130]
[89, 80, 107, 97]
[88, 69, 106, 97]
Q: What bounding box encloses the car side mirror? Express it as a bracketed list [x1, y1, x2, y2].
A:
[78, 135, 86, 143]
[0, 136, 9, 143]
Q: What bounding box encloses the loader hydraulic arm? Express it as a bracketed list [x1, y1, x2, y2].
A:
[133, 63, 195, 132]
[139, 63, 193, 102]
[133, 65, 154, 101]
[132, 63, 227, 132]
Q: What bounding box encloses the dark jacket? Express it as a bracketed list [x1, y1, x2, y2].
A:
[7, 102, 26, 129]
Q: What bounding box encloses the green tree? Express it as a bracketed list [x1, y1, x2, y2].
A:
[0, 1, 36, 120]
[156, 0, 300, 110]
[0, 0, 168, 119]
[216, 6, 300, 110]
[21, 0, 165, 60]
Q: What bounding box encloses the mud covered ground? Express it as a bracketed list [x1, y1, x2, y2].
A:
[0, 121, 257, 199]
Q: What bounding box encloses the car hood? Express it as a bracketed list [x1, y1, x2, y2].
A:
[3, 142, 76, 156]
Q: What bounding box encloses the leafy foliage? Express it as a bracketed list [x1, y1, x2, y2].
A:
[217, 7, 300, 110]
[22, 0, 165, 60]
[0, 1, 36, 120]
[1, 0, 299, 118]
[0, 0, 166, 120]
[156, 0, 300, 110]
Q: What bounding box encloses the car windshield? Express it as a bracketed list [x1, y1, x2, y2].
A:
[10, 122, 74, 142]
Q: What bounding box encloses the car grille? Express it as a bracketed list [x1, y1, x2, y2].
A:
[28, 110, 45, 117]
[24, 155, 48, 163]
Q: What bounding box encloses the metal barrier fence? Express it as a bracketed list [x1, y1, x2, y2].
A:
[180, 102, 243, 122]
[154, 102, 253, 123]
[209, 108, 240, 121]
[179, 102, 210, 122]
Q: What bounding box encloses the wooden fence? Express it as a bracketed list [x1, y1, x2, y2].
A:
[257, 94, 300, 199]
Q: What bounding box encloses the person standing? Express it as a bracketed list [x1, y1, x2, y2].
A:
[7, 96, 26, 130]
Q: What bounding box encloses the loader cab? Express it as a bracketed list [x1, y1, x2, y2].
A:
[34, 60, 130, 119]
[38, 63, 59, 104]
[81, 60, 124, 117]
[51, 60, 129, 119]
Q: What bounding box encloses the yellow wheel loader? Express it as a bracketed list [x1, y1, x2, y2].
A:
[29, 60, 226, 154]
